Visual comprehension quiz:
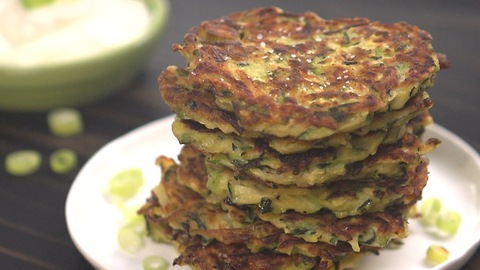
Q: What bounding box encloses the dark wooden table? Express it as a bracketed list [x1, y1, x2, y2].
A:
[1, 1, 478, 269]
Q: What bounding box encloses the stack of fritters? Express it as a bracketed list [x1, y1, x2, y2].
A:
[139, 7, 443, 270]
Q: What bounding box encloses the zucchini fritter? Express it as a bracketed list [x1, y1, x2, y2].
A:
[161, 6, 440, 139]
[175, 144, 431, 219]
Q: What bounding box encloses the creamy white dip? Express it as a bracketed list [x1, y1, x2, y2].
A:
[0, 0, 150, 66]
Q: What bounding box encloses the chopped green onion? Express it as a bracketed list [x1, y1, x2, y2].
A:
[124, 216, 147, 236]
[5, 150, 42, 176]
[47, 108, 84, 137]
[426, 245, 449, 265]
[436, 210, 461, 235]
[420, 197, 442, 226]
[419, 197, 462, 236]
[117, 224, 145, 254]
[109, 168, 144, 200]
[49, 148, 77, 174]
[20, 0, 56, 10]
[117, 218, 146, 253]
[142, 255, 169, 270]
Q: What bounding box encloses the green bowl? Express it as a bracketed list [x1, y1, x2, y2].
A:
[0, 0, 169, 112]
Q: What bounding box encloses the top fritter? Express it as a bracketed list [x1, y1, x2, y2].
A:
[161, 7, 440, 140]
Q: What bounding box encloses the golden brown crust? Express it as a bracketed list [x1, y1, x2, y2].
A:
[159, 66, 244, 135]
[163, 7, 440, 138]
[139, 156, 354, 270]
[208, 131, 438, 187]
[160, 65, 433, 141]
[173, 242, 322, 270]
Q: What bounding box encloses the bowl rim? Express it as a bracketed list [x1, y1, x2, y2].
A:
[0, 0, 170, 71]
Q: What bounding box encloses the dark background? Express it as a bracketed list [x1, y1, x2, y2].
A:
[0, 1, 478, 269]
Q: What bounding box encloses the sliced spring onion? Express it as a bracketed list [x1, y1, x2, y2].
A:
[5, 150, 42, 176]
[117, 224, 145, 254]
[20, 0, 56, 10]
[47, 108, 84, 137]
[117, 218, 146, 253]
[419, 197, 462, 235]
[109, 168, 144, 199]
[420, 197, 442, 226]
[124, 216, 146, 235]
[436, 210, 461, 235]
[426, 245, 449, 265]
[142, 255, 169, 270]
[49, 148, 77, 174]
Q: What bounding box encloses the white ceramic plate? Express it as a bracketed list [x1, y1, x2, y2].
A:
[66, 115, 480, 270]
